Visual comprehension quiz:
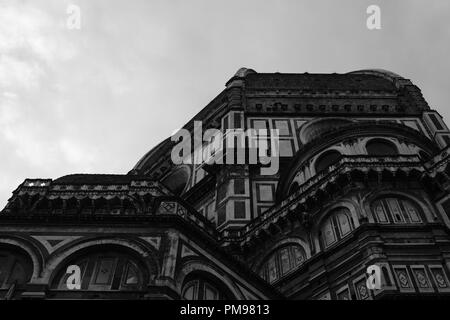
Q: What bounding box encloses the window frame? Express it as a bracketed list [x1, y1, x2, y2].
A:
[54, 251, 145, 292]
[320, 208, 354, 249]
[182, 278, 226, 300]
[258, 244, 306, 283]
[371, 197, 423, 224]
[0, 249, 33, 289]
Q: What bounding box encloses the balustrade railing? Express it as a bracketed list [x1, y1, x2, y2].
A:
[221, 154, 423, 242]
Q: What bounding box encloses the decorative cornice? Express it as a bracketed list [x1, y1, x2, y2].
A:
[222, 155, 429, 244]
[277, 121, 439, 198]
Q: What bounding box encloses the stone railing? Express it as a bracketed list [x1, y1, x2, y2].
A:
[2, 179, 219, 239]
[221, 154, 423, 242]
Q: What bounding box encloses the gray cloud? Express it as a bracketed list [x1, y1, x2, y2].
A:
[1, 0, 449, 207]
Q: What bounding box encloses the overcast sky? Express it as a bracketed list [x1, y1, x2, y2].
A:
[0, 0, 449, 208]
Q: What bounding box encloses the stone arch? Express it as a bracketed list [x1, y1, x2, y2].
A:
[298, 117, 355, 145]
[312, 148, 343, 175]
[362, 189, 434, 223]
[360, 135, 425, 156]
[278, 121, 439, 201]
[286, 144, 348, 195]
[175, 259, 243, 300]
[347, 69, 409, 88]
[314, 201, 360, 231]
[161, 165, 192, 195]
[251, 237, 311, 270]
[364, 137, 399, 155]
[311, 200, 360, 252]
[0, 236, 43, 280]
[44, 237, 159, 285]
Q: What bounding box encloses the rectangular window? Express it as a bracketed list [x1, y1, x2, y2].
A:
[252, 120, 268, 130]
[257, 184, 274, 202]
[234, 179, 245, 194]
[234, 201, 246, 219]
[429, 113, 444, 130]
[279, 140, 294, 156]
[274, 120, 290, 136]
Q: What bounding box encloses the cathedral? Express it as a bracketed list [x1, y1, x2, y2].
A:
[2, 68, 450, 300]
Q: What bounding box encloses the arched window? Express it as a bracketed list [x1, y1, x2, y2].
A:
[258, 245, 306, 283]
[182, 275, 231, 300]
[371, 197, 423, 224]
[161, 166, 190, 195]
[320, 208, 354, 248]
[315, 150, 342, 174]
[52, 249, 146, 291]
[0, 248, 33, 289]
[366, 139, 398, 156]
